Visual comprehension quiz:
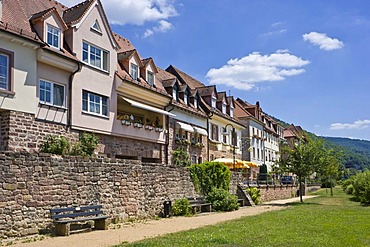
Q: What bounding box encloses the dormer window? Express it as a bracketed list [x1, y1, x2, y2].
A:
[130, 63, 138, 80]
[230, 106, 234, 118]
[194, 97, 198, 109]
[47, 25, 60, 49]
[222, 102, 227, 114]
[172, 86, 178, 101]
[211, 95, 217, 108]
[184, 92, 188, 105]
[147, 71, 154, 86]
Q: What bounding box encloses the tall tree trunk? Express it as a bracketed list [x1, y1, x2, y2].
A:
[299, 175, 303, 203]
[330, 176, 333, 196]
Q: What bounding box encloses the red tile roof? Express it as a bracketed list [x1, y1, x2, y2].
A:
[166, 65, 205, 89]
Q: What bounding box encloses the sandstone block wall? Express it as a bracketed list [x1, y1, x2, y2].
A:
[0, 152, 198, 238]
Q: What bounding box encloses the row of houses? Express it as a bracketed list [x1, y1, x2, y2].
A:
[0, 0, 304, 177]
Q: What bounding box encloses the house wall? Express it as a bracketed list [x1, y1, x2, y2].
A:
[36, 62, 70, 125]
[69, 3, 118, 134]
[168, 117, 208, 165]
[0, 36, 37, 114]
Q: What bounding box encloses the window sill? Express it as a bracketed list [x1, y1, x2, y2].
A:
[82, 62, 109, 75]
[82, 110, 109, 119]
[39, 102, 67, 111]
[0, 89, 15, 97]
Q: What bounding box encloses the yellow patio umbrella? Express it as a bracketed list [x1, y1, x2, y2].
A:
[212, 158, 248, 169]
[242, 161, 258, 168]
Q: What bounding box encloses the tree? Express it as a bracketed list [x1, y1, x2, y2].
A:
[278, 138, 325, 203]
[318, 149, 342, 196]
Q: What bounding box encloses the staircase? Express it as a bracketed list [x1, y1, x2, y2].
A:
[236, 185, 255, 206]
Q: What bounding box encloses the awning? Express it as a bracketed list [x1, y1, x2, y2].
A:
[193, 126, 208, 136]
[176, 122, 194, 133]
[121, 96, 175, 117]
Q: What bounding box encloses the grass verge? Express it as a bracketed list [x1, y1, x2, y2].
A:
[115, 188, 370, 247]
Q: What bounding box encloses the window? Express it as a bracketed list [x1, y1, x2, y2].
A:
[47, 25, 60, 49]
[191, 156, 197, 164]
[130, 63, 138, 80]
[184, 92, 188, 105]
[172, 86, 178, 101]
[39, 80, 65, 107]
[222, 102, 227, 114]
[230, 106, 234, 118]
[82, 42, 109, 71]
[82, 90, 108, 117]
[211, 124, 218, 141]
[0, 53, 10, 91]
[194, 97, 198, 109]
[211, 95, 217, 108]
[147, 71, 154, 86]
[91, 20, 102, 33]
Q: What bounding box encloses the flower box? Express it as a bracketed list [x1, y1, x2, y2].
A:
[121, 120, 131, 126]
[155, 127, 163, 132]
[145, 125, 153, 130]
[134, 123, 143, 128]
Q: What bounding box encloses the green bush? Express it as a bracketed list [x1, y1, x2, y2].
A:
[246, 187, 261, 205]
[352, 170, 370, 204]
[172, 147, 191, 167]
[40, 135, 70, 155]
[172, 198, 192, 216]
[40, 132, 99, 157]
[206, 188, 239, 212]
[345, 184, 355, 195]
[189, 162, 230, 196]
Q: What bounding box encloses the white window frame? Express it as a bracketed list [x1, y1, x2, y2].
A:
[147, 71, 154, 86]
[91, 20, 102, 33]
[211, 95, 217, 108]
[39, 79, 65, 107]
[47, 24, 60, 49]
[222, 102, 227, 114]
[130, 63, 138, 80]
[230, 106, 234, 118]
[82, 41, 109, 72]
[184, 92, 188, 105]
[82, 90, 109, 117]
[194, 97, 198, 109]
[0, 53, 9, 91]
[172, 86, 178, 101]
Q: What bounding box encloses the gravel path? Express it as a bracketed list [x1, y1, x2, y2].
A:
[8, 196, 316, 247]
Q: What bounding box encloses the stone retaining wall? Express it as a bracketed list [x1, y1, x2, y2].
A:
[258, 185, 298, 202]
[0, 152, 198, 238]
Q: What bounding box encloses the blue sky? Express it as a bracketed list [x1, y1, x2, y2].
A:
[61, 0, 370, 140]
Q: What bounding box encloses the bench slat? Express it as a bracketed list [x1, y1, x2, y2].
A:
[55, 215, 109, 224]
[51, 210, 104, 220]
[50, 205, 102, 214]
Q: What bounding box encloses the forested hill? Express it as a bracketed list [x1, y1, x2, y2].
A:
[268, 115, 370, 171]
[322, 137, 370, 170]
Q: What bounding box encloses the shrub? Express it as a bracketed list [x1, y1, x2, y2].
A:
[206, 188, 239, 212]
[352, 170, 370, 204]
[345, 184, 355, 195]
[246, 187, 261, 205]
[172, 198, 192, 216]
[40, 135, 70, 155]
[70, 132, 99, 157]
[172, 147, 191, 167]
[189, 162, 230, 196]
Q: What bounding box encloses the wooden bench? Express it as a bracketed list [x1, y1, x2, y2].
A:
[50, 205, 110, 236]
[187, 197, 212, 213]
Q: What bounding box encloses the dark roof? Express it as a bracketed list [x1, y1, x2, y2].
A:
[197, 85, 217, 97]
[63, 0, 92, 25]
[166, 65, 205, 89]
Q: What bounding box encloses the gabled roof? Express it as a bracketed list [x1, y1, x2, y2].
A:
[217, 92, 227, 103]
[166, 65, 205, 89]
[63, 0, 92, 25]
[197, 85, 217, 97]
[142, 57, 158, 73]
[234, 100, 254, 119]
[283, 124, 306, 140]
[227, 96, 235, 108]
[30, 7, 68, 30]
[114, 33, 135, 53]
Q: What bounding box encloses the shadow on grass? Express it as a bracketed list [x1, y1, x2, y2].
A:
[262, 201, 321, 207]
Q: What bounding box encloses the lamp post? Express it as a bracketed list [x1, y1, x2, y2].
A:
[224, 123, 236, 170]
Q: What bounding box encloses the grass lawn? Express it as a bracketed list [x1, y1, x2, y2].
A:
[115, 188, 370, 247]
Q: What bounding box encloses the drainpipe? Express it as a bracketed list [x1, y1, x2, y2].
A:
[67, 62, 82, 129]
[207, 111, 213, 161]
[165, 104, 175, 165]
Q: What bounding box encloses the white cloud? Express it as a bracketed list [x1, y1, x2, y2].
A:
[205, 50, 310, 91]
[261, 29, 287, 37]
[59, 0, 178, 25]
[303, 32, 344, 51]
[330, 120, 370, 130]
[143, 20, 173, 37]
